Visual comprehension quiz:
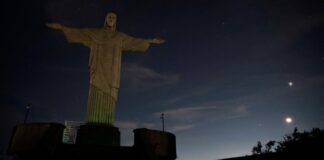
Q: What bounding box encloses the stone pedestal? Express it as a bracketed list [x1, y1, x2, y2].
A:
[134, 128, 177, 160]
[7, 123, 65, 156]
[76, 124, 120, 146]
[7, 124, 177, 160]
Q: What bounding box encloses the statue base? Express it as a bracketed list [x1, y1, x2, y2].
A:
[134, 128, 177, 160]
[76, 124, 120, 146]
[7, 123, 176, 160]
[7, 123, 65, 156]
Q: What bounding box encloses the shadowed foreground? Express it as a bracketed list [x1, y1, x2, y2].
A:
[221, 128, 324, 160]
[7, 123, 177, 160]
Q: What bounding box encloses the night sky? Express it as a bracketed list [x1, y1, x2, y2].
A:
[1, 0, 324, 159]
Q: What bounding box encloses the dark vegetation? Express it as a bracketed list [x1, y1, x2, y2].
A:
[221, 128, 324, 160]
[252, 128, 324, 155]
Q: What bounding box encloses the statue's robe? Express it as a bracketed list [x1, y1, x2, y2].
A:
[61, 27, 150, 125]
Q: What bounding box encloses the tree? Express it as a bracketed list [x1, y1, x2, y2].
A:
[252, 127, 324, 157]
[275, 127, 324, 154]
[251, 140, 276, 155]
[265, 140, 276, 153]
[252, 141, 262, 155]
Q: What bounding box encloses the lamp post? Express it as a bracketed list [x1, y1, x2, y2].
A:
[24, 104, 31, 124]
[160, 113, 165, 132]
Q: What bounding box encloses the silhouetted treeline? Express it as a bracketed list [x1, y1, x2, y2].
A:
[252, 128, 324, 154]
[221, 128, 324, 160]
[251, 128, 324, 158]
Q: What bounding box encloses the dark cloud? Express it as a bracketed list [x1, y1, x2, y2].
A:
[121, 63, 180, 91]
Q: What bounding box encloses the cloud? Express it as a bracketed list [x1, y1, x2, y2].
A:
[115, 120, 138, 129]
[170, 124, 195, 132]
[121, 63, 180, 90]
[226, 105, 249, 119]
[154, 106, 224, 121]
[155, 104, 250, 120]
[153, 104, 250, 132]
[162, 87, 212, 105]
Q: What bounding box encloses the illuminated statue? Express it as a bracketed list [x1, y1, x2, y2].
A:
[47, 13, 164, 125]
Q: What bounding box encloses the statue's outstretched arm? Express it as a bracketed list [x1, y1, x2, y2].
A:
[122, 33, 166, 52]
[46, 23, 92, 47]
[148, 38, 165, 44]
[46, 23, 65, 30]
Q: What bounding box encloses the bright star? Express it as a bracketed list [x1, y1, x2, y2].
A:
[288, 81, 293, 87]
[285, 117, 293, 124]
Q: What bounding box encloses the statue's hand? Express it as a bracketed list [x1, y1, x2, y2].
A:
[46, 23, 63, 30]
[150, 38, 165, 44]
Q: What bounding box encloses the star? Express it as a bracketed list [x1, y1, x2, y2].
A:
[288, 81, 293, 87]
[285, 117, 293, 124]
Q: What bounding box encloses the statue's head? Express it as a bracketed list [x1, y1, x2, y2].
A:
[104, 12, 117, 31]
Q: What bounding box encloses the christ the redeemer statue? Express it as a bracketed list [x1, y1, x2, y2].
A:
[47, 13, 164, 125]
